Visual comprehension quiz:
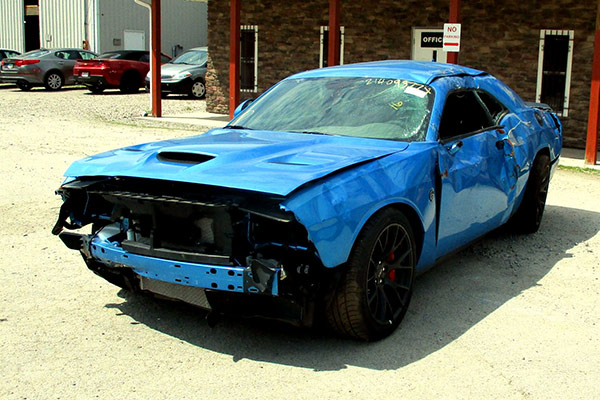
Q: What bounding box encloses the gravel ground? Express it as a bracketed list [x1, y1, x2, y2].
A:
[1, 86, 599, 400]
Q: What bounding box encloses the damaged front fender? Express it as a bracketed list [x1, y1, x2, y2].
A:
[283, 143, 439, 270]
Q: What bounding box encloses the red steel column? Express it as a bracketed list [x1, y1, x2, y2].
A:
[447, 0, 461, 65]
[328, 0, 341, 67]
[229, 0, 241, 119]
[585, 1, 600, 165]
[151, 0, 162, 117]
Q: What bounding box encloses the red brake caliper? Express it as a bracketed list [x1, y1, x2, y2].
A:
[387, 252, 396, 281]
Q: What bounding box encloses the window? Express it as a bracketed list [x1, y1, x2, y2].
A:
[477, 91, 507, 124]
[320, 26, 345, 68]
[439, 91, 494, 141]
[241, 25, 258, 93]
[79, 51, 96, 60]
[536, 30, 574, 117]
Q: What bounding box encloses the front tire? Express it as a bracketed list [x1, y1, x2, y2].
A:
[119, 71, 140, 94]
[325, 208, 416, 341]
[189, 79, 206, 99]
[44, 72, 63, 90]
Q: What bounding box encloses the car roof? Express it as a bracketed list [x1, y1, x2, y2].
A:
[292, 60, 487, 85]
[187, 47, 208, 52]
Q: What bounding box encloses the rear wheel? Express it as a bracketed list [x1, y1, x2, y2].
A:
[189, 79, 206, 99]
[510, 153, 550, 233]
[16, 80, 31, 91]
[119, 71, 140, 94]
[44, 71, 63, 90]
[325, 208, 416, 341]
[89, 83, 104, 94]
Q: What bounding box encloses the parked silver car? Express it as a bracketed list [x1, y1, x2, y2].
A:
[0, 48, 97, 91]
[145, 47, 207, 98]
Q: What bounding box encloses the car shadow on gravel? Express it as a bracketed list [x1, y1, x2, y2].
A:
[104, 204, 599, 371]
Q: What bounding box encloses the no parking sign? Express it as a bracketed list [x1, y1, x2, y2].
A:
[443, 23, 461, 52]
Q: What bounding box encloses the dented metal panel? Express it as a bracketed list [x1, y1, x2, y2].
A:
[283, 143, 438, 270]
[63, 130, 408, 197]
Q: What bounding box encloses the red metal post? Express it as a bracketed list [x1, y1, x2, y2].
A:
[151, 0, 162, 117]
[585, 1, 600, 165]
[328, 0, 341, 67]
[447, 0, 461, 65]
[229, 0, 241, 119]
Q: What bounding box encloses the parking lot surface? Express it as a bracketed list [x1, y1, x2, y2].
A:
[1, 86, 599, 399]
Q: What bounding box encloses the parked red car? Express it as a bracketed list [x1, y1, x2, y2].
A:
[74, 50, 170, 94]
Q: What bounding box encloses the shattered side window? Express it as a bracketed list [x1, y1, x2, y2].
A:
[232, 77, 435, 142]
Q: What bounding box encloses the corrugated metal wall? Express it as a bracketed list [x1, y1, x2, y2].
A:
[97, 0, 207, 55]
[162, 0, 207, 55]
[39, 0, 86, 49]
[97, 0, 147, 53]
[0, 0, 207, 55]
[0, 0, 25, 53]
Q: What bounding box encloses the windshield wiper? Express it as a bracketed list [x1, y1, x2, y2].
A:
[227, 125, 252, 130]
[289, 130, 327, 135]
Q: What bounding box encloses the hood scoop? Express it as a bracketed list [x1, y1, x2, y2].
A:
[157, 151, 215, 165]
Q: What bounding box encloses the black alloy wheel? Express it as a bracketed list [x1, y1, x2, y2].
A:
[326, 208, 416, 341]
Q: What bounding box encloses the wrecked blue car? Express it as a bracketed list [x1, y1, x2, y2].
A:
[53, 61, 562, 341]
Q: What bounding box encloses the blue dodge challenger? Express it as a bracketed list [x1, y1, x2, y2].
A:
[53, 61, 562, 340]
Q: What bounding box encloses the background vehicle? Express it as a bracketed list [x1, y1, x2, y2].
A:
[74, 50, 171, 94]
[0, 49, 20, 62]
[145, 47, 207, 98]
[0, 48, 97, 91]
[0, 49, 20, 84]
[53, 61, 562, 341]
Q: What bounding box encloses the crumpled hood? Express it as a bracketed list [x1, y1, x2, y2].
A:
[64, 129, 409, 196]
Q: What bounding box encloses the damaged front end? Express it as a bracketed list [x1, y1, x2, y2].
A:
[53, 176, 327, 325]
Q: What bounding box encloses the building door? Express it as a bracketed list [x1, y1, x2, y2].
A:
[24, 0, 40, 51]
[411, 28, 448, 63]
[124, 30, 146, 50]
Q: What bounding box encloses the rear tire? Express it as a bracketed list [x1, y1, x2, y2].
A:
[119, 71, 140, 94]
[44, 71, 63, 90]
[16, 80, 31, 91]
[510, 153, 550, 233]
[89, 84, 104, 94]
[325, 208, 416, 341]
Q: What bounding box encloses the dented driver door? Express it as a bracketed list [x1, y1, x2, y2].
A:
[435, 89, 516, 258]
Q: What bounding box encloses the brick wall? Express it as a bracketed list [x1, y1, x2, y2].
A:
[207, 0, 596, 148]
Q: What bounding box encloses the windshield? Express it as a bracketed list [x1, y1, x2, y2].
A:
[231, 77, 434, 141]
[99, 52, 132, 59]
[172, 50, 207, 65]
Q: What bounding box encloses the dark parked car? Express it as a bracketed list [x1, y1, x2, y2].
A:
[0, 49, 20, 62]
[0, 48, 97, 90]
[0, 49, 20, 84]
[74, 50, 171, 94]
[53, 61, 562, 341]
[145, 47, 207, 98]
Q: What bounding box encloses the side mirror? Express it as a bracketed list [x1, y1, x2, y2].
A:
[233, 98, 254, 119]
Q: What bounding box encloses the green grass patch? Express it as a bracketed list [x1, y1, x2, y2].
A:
[558, 164, 600, 176]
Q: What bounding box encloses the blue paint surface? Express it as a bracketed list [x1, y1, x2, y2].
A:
[63, 60, 562, 275]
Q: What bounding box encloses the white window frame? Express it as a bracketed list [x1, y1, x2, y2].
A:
[535, 29, 574, 117]
[241, 25, 258, 93]
[319, 26, 345, 68]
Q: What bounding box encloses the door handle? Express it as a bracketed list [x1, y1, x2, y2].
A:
[447, 140, 463, 156]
